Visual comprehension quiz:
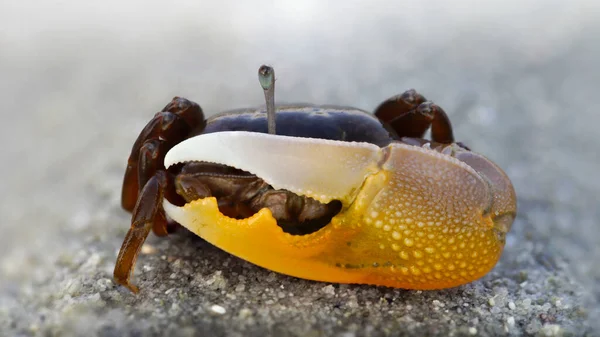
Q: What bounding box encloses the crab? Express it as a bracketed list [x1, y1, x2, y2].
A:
[114, 65, 516, 293]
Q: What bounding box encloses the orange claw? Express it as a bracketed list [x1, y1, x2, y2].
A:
[163, 132, 516, 289]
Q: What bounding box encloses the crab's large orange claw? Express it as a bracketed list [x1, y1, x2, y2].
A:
[164, 132, 516, 289]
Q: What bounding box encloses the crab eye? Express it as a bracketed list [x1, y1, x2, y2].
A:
[258, 64, 277, 135]
[258, 65, 274, 90]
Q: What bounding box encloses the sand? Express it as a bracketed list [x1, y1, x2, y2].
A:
[1, 1, 598, 336]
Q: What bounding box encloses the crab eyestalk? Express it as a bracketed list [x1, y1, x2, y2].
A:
[258, 65, 276, 135]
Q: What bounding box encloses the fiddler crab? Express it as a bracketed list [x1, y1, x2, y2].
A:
[114, 65, 516, 293]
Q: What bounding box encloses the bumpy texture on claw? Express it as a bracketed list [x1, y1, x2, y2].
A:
[165, 132, 516, 289]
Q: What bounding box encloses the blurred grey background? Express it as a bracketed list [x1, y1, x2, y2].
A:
[1, 1, 599, 336]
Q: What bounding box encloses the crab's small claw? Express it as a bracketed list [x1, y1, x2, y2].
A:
[164, 132, 516, 289]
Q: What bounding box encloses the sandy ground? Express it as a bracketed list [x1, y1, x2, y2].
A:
[1, 1, 599, 336]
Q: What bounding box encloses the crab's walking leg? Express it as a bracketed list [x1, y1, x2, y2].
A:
[117, 97, 204, 292]
[137, 139, 177, 236]
[374, 89, 455, 144]
[137, 140, 168, 193]
[121, 112, 187, 211]
[121, 97, 204, 211]
[114, 171, 168, 293]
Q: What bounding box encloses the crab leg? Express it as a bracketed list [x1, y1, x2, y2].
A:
[137, 140, 169, 202]
[374, 89, 455, 144]
[122, 111, 187, 211]
[121, 97, 204, 211]
[114, 171, 168, 293]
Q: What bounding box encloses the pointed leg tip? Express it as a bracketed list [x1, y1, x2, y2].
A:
[125, 283, 140, 294]
[114, 276, 140, 294]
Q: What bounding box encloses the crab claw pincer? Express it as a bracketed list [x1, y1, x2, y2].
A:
[163, 131, 516, 289]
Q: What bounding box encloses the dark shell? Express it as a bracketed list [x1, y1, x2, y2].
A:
[203, 104, 394, 147]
